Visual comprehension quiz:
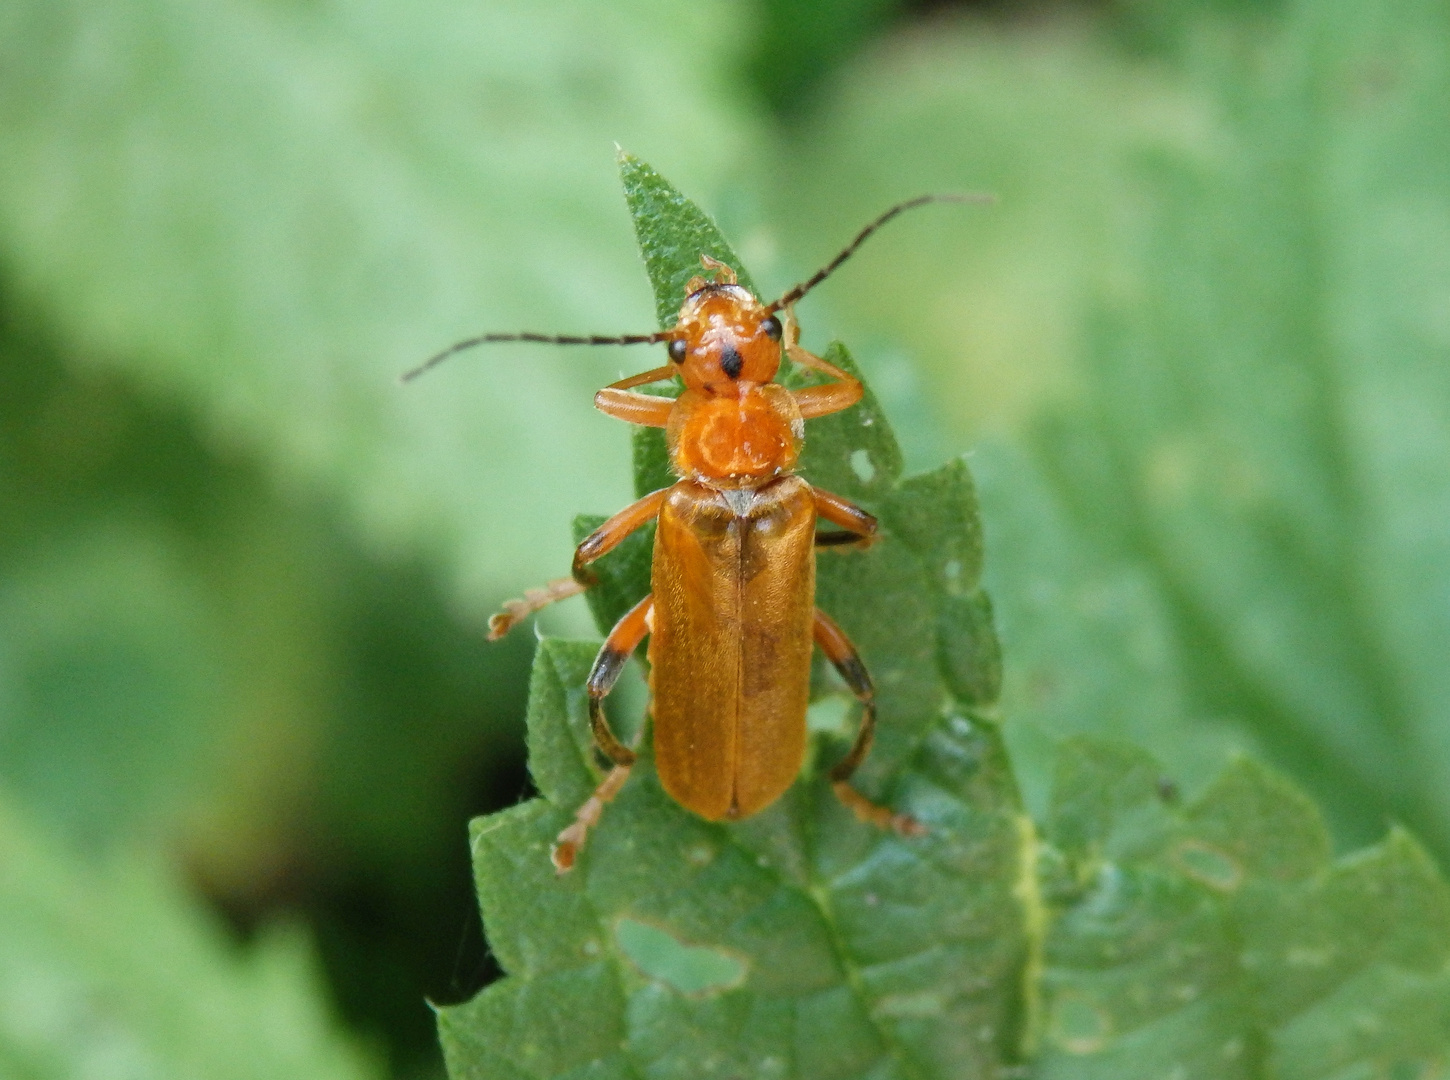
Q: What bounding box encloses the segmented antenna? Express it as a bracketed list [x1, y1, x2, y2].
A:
[400, 330, 673, 384]
[764, 192, 994, 314]
[404, 192, 991, 382]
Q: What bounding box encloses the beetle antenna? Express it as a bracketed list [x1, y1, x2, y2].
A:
[764, 192, 994, 314]
[400, 330, 675, 383]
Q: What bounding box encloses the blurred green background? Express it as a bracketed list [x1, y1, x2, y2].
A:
[2, 0, 1448, 1076]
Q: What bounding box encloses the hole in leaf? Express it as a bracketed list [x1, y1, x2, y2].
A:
[614, 918, 746, 995]
[1173, 839, 1243, 892]
[850, 448, 875, 483]
[1052, 994, 1112, 1054]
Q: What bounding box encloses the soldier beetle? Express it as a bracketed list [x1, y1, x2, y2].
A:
[405, 193, 984, 871]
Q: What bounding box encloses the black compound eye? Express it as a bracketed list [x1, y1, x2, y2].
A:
[760, 315, 783, 341]
[668, 338, 688, 363]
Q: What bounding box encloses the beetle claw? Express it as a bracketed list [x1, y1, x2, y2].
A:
[892, 814, 929, 838]
[551, 833, 582, 874]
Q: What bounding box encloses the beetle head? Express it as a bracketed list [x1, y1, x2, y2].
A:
[667, 259, 783, 394]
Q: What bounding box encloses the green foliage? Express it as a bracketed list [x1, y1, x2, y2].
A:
[439, 643, 1031, 1080]
[0, 311, 531, 834]
[994, 0, 1450, 857]
[4, 0, 1450, 1074]
[0, 794, 378, 1080]
[440, 159, 1450, 1079]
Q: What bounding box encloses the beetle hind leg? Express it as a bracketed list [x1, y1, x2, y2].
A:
[552, 594, 652, 873]
[813, 610, 926, 838]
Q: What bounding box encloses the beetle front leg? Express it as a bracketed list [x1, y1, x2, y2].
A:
[782, 306, 867, 421]
[488, 488, 668, 640]
[593, 365, 677, 428]
[553, 594, 653, 873]
[813, 609, 926, 838]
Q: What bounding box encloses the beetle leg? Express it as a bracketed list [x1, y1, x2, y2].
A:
[594, 365, 677, 427]
[790, 349, 864, 420]
[488, 488, 668, 640]
[813, 609, 926, 838]
[781, 306, 866, 421]
[814, 531, 871, 549]
[813, 487, 879, 550]
[570, 487, 669, 582]
[553, 594, 653, 873]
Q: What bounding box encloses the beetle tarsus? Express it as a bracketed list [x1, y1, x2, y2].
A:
[487, 577, 589, 640]
[831, 779, 926, 837]
[552, 761, 632, 873]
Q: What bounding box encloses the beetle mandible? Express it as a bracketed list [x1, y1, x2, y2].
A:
[406, 194, 980, 871]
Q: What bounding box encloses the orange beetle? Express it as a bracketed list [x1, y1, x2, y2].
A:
[407, 195, 977, 871]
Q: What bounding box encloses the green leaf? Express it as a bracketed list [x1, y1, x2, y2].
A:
[974, 439, 1253, 817]
[0, 792, 379, 1080]
[1004, 0, 1450, 857]
[612, 917, 748, 995]
[1034, 739, 1450, 1078]
[439, 159, 1032, 1080]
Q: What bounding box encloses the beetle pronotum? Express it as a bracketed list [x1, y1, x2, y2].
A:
[406, 193, 986, 871]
